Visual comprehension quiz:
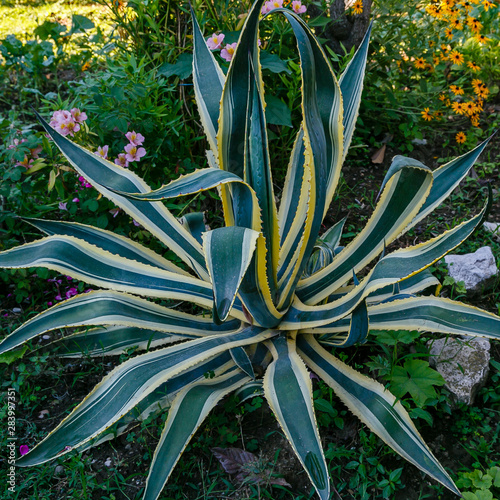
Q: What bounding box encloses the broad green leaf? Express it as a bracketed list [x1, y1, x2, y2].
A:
[389, 359, 445, 407]
[339, 22, 372, 161]
[202, 226, 259, 322]
[264, 335, 329, 500]
[0, 290, 241, 355]
[17, 326, 275, 466]
[281, 204, 487, 330]
[158, 53, 193, 79]
[55, 326, 180, 357]
[144, 368, 250, 500]
[35, 112, 208, 280]
[265, 95, 292, 127]
[297, 159, 433, 305]
[297, 335, 460, 496]
[260, 51, 291, 74]
[24, 217, 188, 274]
[191, 5, 225, 153]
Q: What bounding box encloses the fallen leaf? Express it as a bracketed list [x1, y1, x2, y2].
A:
[371, 144, 386, 164]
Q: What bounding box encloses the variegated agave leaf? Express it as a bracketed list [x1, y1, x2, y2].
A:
[1, 1, 498, 499]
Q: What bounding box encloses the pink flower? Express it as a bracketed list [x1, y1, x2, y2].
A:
[30, 146, 43, 159]
[72, 197, 79, 203]
[206, 33, 225, 50]
[59, 202, 67, 211]
[124, 143, 146, 162]
[125, 131, 145, 146]
[8, 138, 27, 150]
[19, 445, 29, 456]
[114, 153, 129, 168]
[70, 108, 87, 123]
[66, 287, 78, 299]
[292, 0, 307, 14]
[15, 156, 33, 169]
[221, 42, 238, 62]
[109, 207, 122, 217]
[55, 118, 80, 137]
[50, 110, 71, 127]
[262, 0, 283, 14]
[78, 176, 92, 189]
[95, 145, 109, 159]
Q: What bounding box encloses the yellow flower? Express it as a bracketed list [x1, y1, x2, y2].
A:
[475, 33, 491, 44]
[434, 110, 444, 120]
[352, 0, 363, 15]
[439, 93, 447, 101]
[461, 1, 473, 12]
[472, 79, 489, 98]
[475, 98, 484, 111]
[482, 0, 495, 10]
[452, 101, 466, 114]
[81, 61, 91, 72]
[467, 17, 483, 32]
[467, 61, 481, 71]
[434, 55, 442, 65]
[414, 57, 427, 69]
[456, 132, 467, 144]
[470, 115, 480, 127]
[429, 40, 435, 48]
[463, 101, 477, 115]
[449, 84, 464, 95]
[449, 50, 464, 65]
[450, 18, 463, 29]
[421, 108, 433, 121]
[445, 27, 454, 39]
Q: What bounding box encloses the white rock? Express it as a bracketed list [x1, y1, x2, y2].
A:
[428, 336, 490, 405]
[484, 222, 500, 242]
[444, 246, 498, 294]
[104, 457, 112, 467]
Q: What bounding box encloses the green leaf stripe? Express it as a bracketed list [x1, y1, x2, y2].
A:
[17, 326, 275, 466]
[297, 160, 433, 304]
[264, 335, 329, 500]
[24, 217, 188, 275]
[281, 205, 486, 330]
[0, 290, 241, 355]
[56, 326, 180, 357]
[339, 22, 372, 161]
[297, 335, 460, 495]
[77, 353, 234, 452]
[363, 295, 500, 339]
[144, 368, 250, 500]
[202, 226, 259, 322]
[191, 5, 225, 154]
[35, 112, 208, 280]
[0, 235, 218, 311]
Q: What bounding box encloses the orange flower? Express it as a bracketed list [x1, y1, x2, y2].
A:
[449, 84, 464, 95]
[81, 61, 91, 72]
[463, 101, 477, 115]
[444, 27, 454, 39]
[470, 115, 480, 126]
[433, 55, 441, 65]
[475, 33, 490, 44]
[475, 99, 484, 111]
[421, 108, 433, 121]
[452, 101, 466, 114]
[450, 18, 463, 29]
[461, 1, 473, 12]
[472, 79, 489, 98]
[482, 0, 495, 10]
[352, 0, 363, 15]
[439, 93, 446, 101]
[414, 57, 427, 69]
[456, 132, 466, 144]
[449, 50, 464, 65]
[467, 17, 482, 32]
[467, 61, 481, 71]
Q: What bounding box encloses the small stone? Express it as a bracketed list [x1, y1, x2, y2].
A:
[411, 138, 427, 145]
[428, 336, 490, 405]
[444, 246, 498, 294]
[54, 465, 65, 477]
[483, 222, 500, 242]
[12, 308, 22, 313]
[42, 335, 50, 340]
[104, 457, 112, 467]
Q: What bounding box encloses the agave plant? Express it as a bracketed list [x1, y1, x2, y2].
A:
[1, 1, 498, 498]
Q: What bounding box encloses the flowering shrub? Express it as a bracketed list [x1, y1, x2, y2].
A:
[363, 0, 499, 149]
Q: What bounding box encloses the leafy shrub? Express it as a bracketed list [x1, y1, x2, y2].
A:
[1, 1, 499, 499]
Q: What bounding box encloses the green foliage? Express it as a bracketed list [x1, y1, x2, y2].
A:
[0, 1, 499, 499]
